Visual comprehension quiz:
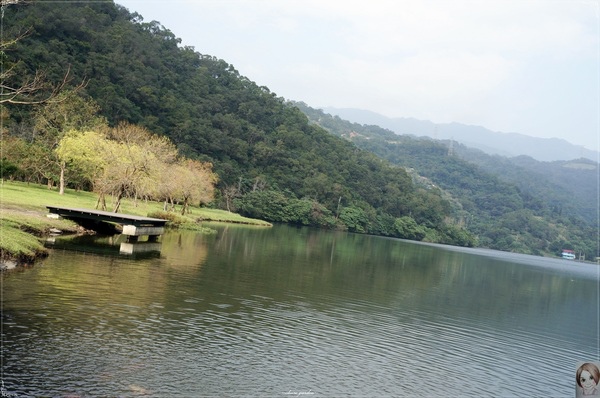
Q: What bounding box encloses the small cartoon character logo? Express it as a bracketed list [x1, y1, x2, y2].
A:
[577, 362, 600, 396]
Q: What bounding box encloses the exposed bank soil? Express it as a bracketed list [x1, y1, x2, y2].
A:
[0, 250, 47, 271]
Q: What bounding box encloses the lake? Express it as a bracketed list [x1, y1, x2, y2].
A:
[1, 224, 598, 397]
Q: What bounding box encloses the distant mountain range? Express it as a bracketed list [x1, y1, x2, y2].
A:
[322, 107, 598, 162]
[297, 101, 598, 257]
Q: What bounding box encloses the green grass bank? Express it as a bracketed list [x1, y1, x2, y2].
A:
[0, 181, 270, 268]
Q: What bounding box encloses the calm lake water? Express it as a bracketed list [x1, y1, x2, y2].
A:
[1, 224, 598, 397]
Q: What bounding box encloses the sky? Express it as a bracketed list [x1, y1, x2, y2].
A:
[116, 0, 599, 151]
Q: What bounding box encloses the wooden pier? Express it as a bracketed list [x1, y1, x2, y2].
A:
[46, 206, 167, 240]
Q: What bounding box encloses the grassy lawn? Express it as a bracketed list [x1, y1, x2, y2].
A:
[0, 180, 270, 266]
[1, 181, 99, 210]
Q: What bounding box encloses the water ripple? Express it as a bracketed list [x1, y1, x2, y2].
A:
[2, 229, 596, 397]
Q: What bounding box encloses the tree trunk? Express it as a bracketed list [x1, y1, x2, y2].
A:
[59, 161, 65, 195]
[113, 197, 122, 213]
[181, 197, 188, 215]
[113, 187, 124, 213]
[96, 193, 107, 211]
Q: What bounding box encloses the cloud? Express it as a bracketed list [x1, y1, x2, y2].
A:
[121, 0, 599, 149]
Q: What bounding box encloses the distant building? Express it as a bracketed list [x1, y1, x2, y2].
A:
[562, 249, 576, 260]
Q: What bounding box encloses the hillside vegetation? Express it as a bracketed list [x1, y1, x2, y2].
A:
[296, 102, 598, 259]
[1, 1, 474, 246]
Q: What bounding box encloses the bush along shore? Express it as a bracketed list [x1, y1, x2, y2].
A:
[0, 181, 271, 270]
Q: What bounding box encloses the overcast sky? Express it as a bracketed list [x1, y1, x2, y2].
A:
[116, 0, 599, 151]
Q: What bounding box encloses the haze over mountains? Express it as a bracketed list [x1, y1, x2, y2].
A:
[322, 107, 599, 162]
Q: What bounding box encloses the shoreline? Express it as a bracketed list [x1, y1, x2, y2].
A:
[0, 211, 89, 271]
[0, 181, 271, 271]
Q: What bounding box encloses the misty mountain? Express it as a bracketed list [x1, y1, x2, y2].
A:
[452, 146, 598, 224]
[309, 103, 597, 226]
[297, 102, 598, 257]
[322, 107, 598, 162]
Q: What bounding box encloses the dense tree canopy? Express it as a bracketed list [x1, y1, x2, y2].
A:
[296, 103, 598, 259]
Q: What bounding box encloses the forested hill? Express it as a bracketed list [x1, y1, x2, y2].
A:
[2, 1, 474, 245]
[295, 102, 598, 259]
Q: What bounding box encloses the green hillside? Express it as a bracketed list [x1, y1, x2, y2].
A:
[1, 1, 473, 245]
[296, 102, 598, 259]
[456, 150, 598, 224]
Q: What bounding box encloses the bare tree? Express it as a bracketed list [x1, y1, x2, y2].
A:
[222, 185, 240, 213]
[0, 65, 85, 105]
[0, 0, 86, 105]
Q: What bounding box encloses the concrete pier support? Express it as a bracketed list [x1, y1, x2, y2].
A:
[119, 242, 162, 255]
[122, 225, 165, 238]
